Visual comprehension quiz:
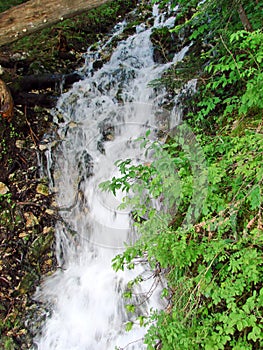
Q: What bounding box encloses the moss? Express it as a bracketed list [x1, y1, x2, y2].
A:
[0, 0, 28, 13]
[6, 0, 137, 76]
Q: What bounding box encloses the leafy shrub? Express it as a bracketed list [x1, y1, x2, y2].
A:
[200, 30, 263, 121]
[99, 0, 263, 349]
[104, 126, 263, 349]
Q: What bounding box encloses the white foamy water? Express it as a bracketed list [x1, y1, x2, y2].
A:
[33, 5, 189, 350]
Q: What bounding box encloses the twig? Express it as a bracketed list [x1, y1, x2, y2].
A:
[219, 34, 242, 79]
[118, 337, 144, 350]
[17, 201, 41, 207]
[24, 105, 39, 146]
[0, 276, 11, 284]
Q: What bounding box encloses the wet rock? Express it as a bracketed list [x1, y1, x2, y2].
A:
[39, 139, 58, 151]
[96, 118, 116, 154]
[98, 117, 115, 141]
[77, 150, 93, 180]
[97, 140, 105, 154]
[38, 143, 48, 151]
[64, 120, 80, 137]
[93, 59, 104, 70]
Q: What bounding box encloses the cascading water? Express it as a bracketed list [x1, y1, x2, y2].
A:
[33, 4, 188, 350]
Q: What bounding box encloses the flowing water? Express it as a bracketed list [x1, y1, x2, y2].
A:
[33, 4, 188, 349]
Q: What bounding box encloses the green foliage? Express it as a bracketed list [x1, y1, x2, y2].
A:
[104, 125, 263, 349]
[100, 2, 263, 347]
[151, 0, 263, 133]
[199, 30, 263, 121]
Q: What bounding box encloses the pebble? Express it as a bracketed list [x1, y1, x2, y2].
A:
[24, 212, 39, 228]
[36, 183, 49, 196]
[0, 182, 9, 195]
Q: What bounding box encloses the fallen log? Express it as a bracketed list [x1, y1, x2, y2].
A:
[17, 72, 82, 91]
[8, 72, 82, 108]
[0, 0, 111, 47]
[13, 92, 58, 108]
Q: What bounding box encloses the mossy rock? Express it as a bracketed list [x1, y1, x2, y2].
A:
[17, 271, 39, 295]
[27, 229, 54, 263]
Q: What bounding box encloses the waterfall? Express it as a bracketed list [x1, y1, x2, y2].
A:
[33, 4, 188, 350]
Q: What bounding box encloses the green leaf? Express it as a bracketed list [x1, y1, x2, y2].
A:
[145, 129, 151, 138]
[247, 185, 261, 210]
[123, 291, 132, 299]
[247, 325, 262, 342]
[125, 304, 135, 313]
[125, 321, 133, 332]
[137, 315, 146, 327]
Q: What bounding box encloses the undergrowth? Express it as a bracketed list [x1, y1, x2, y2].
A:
[101, 0, 263, 349]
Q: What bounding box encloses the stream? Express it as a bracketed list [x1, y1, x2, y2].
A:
[33, 4, 188, 349]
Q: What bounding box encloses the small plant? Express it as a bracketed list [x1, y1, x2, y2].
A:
[102, 125, 263, 349]
[197, 30, 263, 123]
